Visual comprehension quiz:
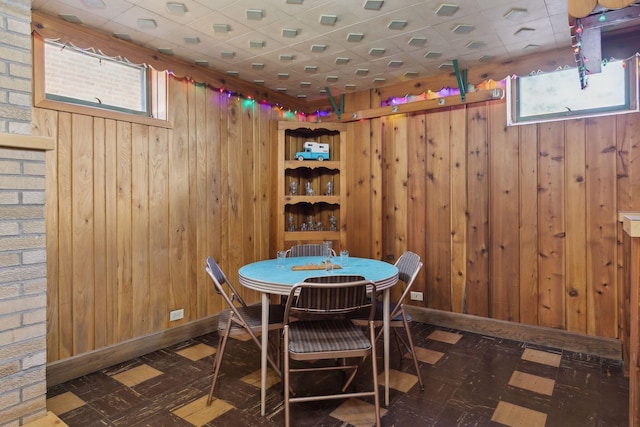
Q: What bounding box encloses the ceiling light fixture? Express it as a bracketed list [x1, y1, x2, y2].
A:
[452, 24, 474, 34]
[195, 60, 208, 66]
[388, 60, 403, 67]
[246, 9, 264, 20]
[465, 40, 485, 49]
[479, 55, 494, 61]
[59, 14, 82, 23]
[345, 84, 356, 90]
[503, 7, 528, 20]
[369, 47, 385, 56]
[251, 62, 265, 69]
[221, 51, 235, 58]
[310, 44, 327, 52]
[249, 40, 265, 48]
[319, 14, 338, 25]
[286, 0, 303, 3]
[514, 27, 535, 37]
[280, 54, 294, 61]
[355, 68, 369, 75]
[435, 3, 459, 16]
[158, 47, 174, 55]
[388, 20, 407, 30]
[304, 65, 318, 72]
[372, 77, 386, 84]
[226, 70, 239, 76]
[424, 51, 442, 59]
[184, 36, 200, 44]
[404, 71, 418, 77]
[300, 82, 312, 88]
[282, 28, 298, 38]
[408, 37, 427, 46]
[346, 33, 364, 42]
[254, 80, 264, 85]
[166, 2, 187, 14]
[364, 0, 384, 10]
[523, 44, 541, 51]
[335, 57, 350, 64]
[137, 19, 157, 29]
[212, 24, 230, 33]
[276, 87, 287, 92]
[82, 0, 105, 9]
[113, 32, 132, 41]
[438, 62, 454, 70]
[326, 75, 338, 82]
[277, 73, 290, 79]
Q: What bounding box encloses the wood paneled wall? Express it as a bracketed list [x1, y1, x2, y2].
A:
[33, 78, 292, 362]
[34, 67, 640, 365]
[347, 97, 640, 339]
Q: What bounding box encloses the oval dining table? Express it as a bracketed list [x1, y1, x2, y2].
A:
[238, 255, 399, 416]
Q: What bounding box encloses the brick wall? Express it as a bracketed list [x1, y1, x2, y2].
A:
[0, 1, 49, 426]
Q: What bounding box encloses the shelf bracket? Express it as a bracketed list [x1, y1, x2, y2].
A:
[324, 86, 344, 120]
[453, 59, 467, 102]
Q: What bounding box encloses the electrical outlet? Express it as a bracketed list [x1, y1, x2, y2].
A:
[169, 308, 184, 321]
[410, 291, 423, 302]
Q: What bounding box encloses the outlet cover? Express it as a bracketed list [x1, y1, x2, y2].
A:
[410, 291, 423, 301]
[170, 308, 184, 321]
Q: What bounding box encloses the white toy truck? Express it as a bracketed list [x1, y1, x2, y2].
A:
[295, 141, 329, 161]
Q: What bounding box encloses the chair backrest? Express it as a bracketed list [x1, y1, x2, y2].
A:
[288, 244, 336, 257]
[205, 256, 248, 308]
[284, 275, 374, 322]
[393, 251, 423, 316]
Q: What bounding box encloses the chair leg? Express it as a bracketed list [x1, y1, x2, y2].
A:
[400, 308, 424, 390]
[284, 325, 291, 427]
[369, 320, 381, 427]
[208, 321, 233, 405]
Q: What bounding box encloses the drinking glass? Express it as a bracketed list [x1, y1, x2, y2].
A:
[340, 249, 349, 267]
[277, 250, 287, 268]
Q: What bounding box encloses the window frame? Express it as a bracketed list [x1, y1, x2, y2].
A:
[33, 34, 171, 128]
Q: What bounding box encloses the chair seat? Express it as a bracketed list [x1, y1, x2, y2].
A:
[288, 319, 371, 354]
[218, 303, 284, 332]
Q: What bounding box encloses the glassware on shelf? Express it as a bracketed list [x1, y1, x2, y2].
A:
[329, 215, 337, 231]
[287, 214, 296, 231]
[316, 221, 323, 231]
[326, 181, 333, 196]
[289, 180, 297, 195]
[306, 216, 315, 231]
[300, 222, 307, 231]
[305, 181, 315, 196]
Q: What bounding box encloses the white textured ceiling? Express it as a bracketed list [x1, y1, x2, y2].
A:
[31, 0, 572, 100]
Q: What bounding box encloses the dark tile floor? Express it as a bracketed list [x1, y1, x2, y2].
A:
[46, 322, 629, 427]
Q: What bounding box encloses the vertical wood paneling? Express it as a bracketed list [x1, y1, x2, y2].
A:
[168, 79, 189, 324]
[450, 106, 467, 313]
[380, 116, 395, 262]
[116, 121, 133, 341]
[206, 91, 226, 313]
[537, 122, 565, 329]
[465, 103, 489, 317]
[425, 109, 451, 311]
[565, 119, 587, 333]
[617, 112, 640, 211]
[71, 114, 95, 354]
[391, 116, 408, 264]
[194, 84, 209, 318]
[226, 98, 244, 295]
[57, 111, 73, 358]
[488, 101, 520, 322]
[586, 117, 618, 338]
[104, 119, 118, 344]
[92, 118, 107, 349]
[406, 113, 427, 299]
[34, 107, 60, 362]
[186, 82, 198, 320]
[148, 126, 169, 330]
[518, 124, 539, 325]
[370, 116, 383, 261]
[131, 123, 150, 336]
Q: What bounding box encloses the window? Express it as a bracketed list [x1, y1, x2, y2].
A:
[35, 37, 168, 124]
[506, 58, 639, 125]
